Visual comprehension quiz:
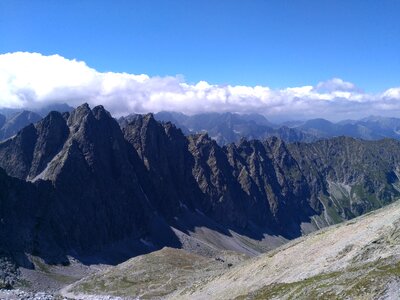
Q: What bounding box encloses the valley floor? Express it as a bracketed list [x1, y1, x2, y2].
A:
[64, 200, 400, 300]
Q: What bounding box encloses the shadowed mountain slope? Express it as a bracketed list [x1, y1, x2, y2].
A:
[1, 104, 400, 279]
[0, 105, 181, 267]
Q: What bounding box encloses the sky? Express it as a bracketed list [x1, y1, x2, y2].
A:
[0, 0, 399, 121]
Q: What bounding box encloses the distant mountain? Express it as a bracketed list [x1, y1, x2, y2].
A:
[33, 103, 74, 117]
[0, 104, 75, 141]
[279, 120, 305, 128]
[0, 110, 42, 140]
[298, 116, 400, 140]
[0, 108, 22, 119]
[0, 103, 74, 118]
[153, 111, 314, 144]
[151, 112, 400, 144]
[298, 118, 340, 135]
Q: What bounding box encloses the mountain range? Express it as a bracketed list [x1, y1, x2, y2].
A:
[1, 104, 400, 298]
[149, 111, 400, 144]
[3, 106, 400, 147]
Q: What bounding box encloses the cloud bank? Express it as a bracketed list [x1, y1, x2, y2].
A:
[0, 52, 399, 121]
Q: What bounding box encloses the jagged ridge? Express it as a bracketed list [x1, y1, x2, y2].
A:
[1, 103, 400, 269]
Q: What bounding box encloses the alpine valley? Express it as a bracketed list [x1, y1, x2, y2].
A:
[1, 104, 400, 299]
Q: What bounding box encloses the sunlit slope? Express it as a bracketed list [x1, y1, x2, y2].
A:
[182, 200, 400, 299]
[63, 248, 248, 299]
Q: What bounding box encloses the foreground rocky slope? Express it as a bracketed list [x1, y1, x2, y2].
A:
[65, 199, 400, 299]
[1, 103, 400, 293]
[181, 199, 400, 299]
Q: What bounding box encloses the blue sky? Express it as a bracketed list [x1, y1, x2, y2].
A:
[1, 0, 399, 92]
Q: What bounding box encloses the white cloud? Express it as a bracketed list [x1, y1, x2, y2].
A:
[0, 52, 399, 121]
[314, 78, 359, 93]
[383, 88, 400, 100]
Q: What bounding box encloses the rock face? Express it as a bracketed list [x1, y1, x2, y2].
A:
[1, 104, 400, 269]
[0, 167, 42, 267]
[123, 112, 400, 237]
[0, 105, 180, 266]
[288, 137, 400, 222]
[123, 115, 316, 234]
[32, 105, 160, 256]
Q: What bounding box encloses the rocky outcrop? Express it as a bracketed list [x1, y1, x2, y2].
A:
[187, 133, 250, 228]
[225, 138, 316, 234]
[123, 114, 202, 218]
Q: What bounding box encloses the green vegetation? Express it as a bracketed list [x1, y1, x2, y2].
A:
[238, 258, 400, 300]
[31, 256, 51, 273]
[69, 248, 232, 299]
[319, 194, 344, 224]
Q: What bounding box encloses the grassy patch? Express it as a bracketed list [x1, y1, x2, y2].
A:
[237, 271, 341, 300]
[31, 257, 51, 273]
[237, 258, 400, 300]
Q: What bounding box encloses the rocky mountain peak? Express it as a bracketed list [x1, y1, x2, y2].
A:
[187, 132, 214, 149]
[27, 111, 70, 181]
[66, 103, 93, 129]
[92, 105, 112, 120]
[122, 113, 166, 164]
[0, 123, 38, 179]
